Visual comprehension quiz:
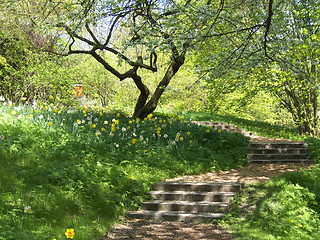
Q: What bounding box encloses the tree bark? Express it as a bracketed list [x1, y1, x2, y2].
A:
[133, 54, 186, 118]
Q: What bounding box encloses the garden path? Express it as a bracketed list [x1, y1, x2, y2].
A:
[105, 134, 315, 240]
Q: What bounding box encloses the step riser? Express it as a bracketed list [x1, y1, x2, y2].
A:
[154, 183, 242, 193]
[151, 193, 234, 202]
[127, 212, 223, 223]
[250, 149, 308, 154]
[251, 160, 314, 163]
[250, 143, 308, 149]
[249, 154, 308, 160]
[142, 203, 229, 213]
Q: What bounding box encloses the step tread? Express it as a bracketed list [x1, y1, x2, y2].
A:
[150, 191, 236, 195]
[142, 200, 230, 206]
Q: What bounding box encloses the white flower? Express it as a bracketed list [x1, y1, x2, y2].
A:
[122, 127, 126, 132]
[38, 115, 44, 119]
[163, 134, 168, 138]
[17, 114, 23, 119]
[104, 120, 108, 124]
[24, 206, 31, 213]
[94, 118, 99, 122]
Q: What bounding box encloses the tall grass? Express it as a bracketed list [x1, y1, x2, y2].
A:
[0, 103, 249, 239]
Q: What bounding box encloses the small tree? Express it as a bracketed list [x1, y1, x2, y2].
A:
[4, 0, 275, 118]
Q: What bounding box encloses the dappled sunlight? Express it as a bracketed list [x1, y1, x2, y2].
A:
[107, 219, 233, 240]
[165, 163, 316, 185]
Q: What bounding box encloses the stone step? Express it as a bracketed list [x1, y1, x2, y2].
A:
[154, 182, 243, 193]
[150, 191, 235, 202]
[127, 211, 224, 223]
[250, 159, 314, 163]
[250, 148, 308, 154]
[141, 201, 230, 213]
[249, 143, 308, 149]
[248, 154, 308, 160]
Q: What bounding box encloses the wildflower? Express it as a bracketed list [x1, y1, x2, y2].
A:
[217, 129, 222, 133]
[114, 143, 119, 148]
[143, 150, 148, 153]
[116, 113, 120, 117]
[92, 124, 97, 128]
[128, 120, 133, 124]
[95, 131, 101, 136]
[164, 134, 168, 138]
[132, 138, 137, 144]
[290, 219, 295, 223]
[206, 129, 210, 133]
[99, 112, 103, 116]
[48, 122, 53, 126]
[101, 127, 106, 131]
[39, 115, 44, 119]
[104, 120, 108, 125]
[186, 132, 191, 135]
[298, 224, 303, 228]
[76, 119, 81, 124]
[189, 140, 193, 144]
[122, 127, 127, 132]
[65, 228, 75, 239]
[147, 113, 153, 119]
[29, 114, 34, 118]
[24, 206, 31, 213]
[94, 118, 99, 122]
[179, 137, 184, 141]
[17, 114, 23, 119]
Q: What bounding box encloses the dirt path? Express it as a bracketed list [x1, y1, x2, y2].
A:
[105, 162, 315, 240]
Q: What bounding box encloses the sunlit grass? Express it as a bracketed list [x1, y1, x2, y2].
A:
[0, 103, 249, 239]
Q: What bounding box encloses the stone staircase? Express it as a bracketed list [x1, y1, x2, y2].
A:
[127, 182, 243, 223]
[192, 121, 254, 137]
[127, 121, 313, 224]
[248, 142, 312, 163]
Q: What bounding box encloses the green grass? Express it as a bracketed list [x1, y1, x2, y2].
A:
[0, 104, 249, 239]
[225, 166, 320, 240]
[171, 110, 304, 141]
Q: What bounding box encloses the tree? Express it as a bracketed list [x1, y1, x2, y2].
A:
[195, 0, 320, 135]
[1, 0, 276, 118]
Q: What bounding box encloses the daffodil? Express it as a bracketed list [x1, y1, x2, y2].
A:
[65, 228, 75, 239]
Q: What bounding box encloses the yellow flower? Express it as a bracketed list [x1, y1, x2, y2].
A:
[116, 113, 120, 117]
[92, 124, 97, 128]
[179, 137, 184, 141]
[189, 140, 193, 144]
[298, 224, 303, 228]
[101, 127, 106, 131]
[65, 228, 75, 239]
[217, 129, 222, 133]
[290, 219, 295, 223]
[99, 112, 103, 116]
[186, 132, 191, 135]
[206, 129, 210, 133]
[95, 131, 101, 136]
[48, 122, 53, 126]
[132, 138, 137, 144]
[147, 113, 153, 119]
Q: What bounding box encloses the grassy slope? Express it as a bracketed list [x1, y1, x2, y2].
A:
[0, 106, 249, 240]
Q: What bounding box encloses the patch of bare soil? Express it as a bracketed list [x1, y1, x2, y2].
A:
[106, 219, 233, 240]
[165, 162, 315, 185]
[104, 162, 315, 240]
